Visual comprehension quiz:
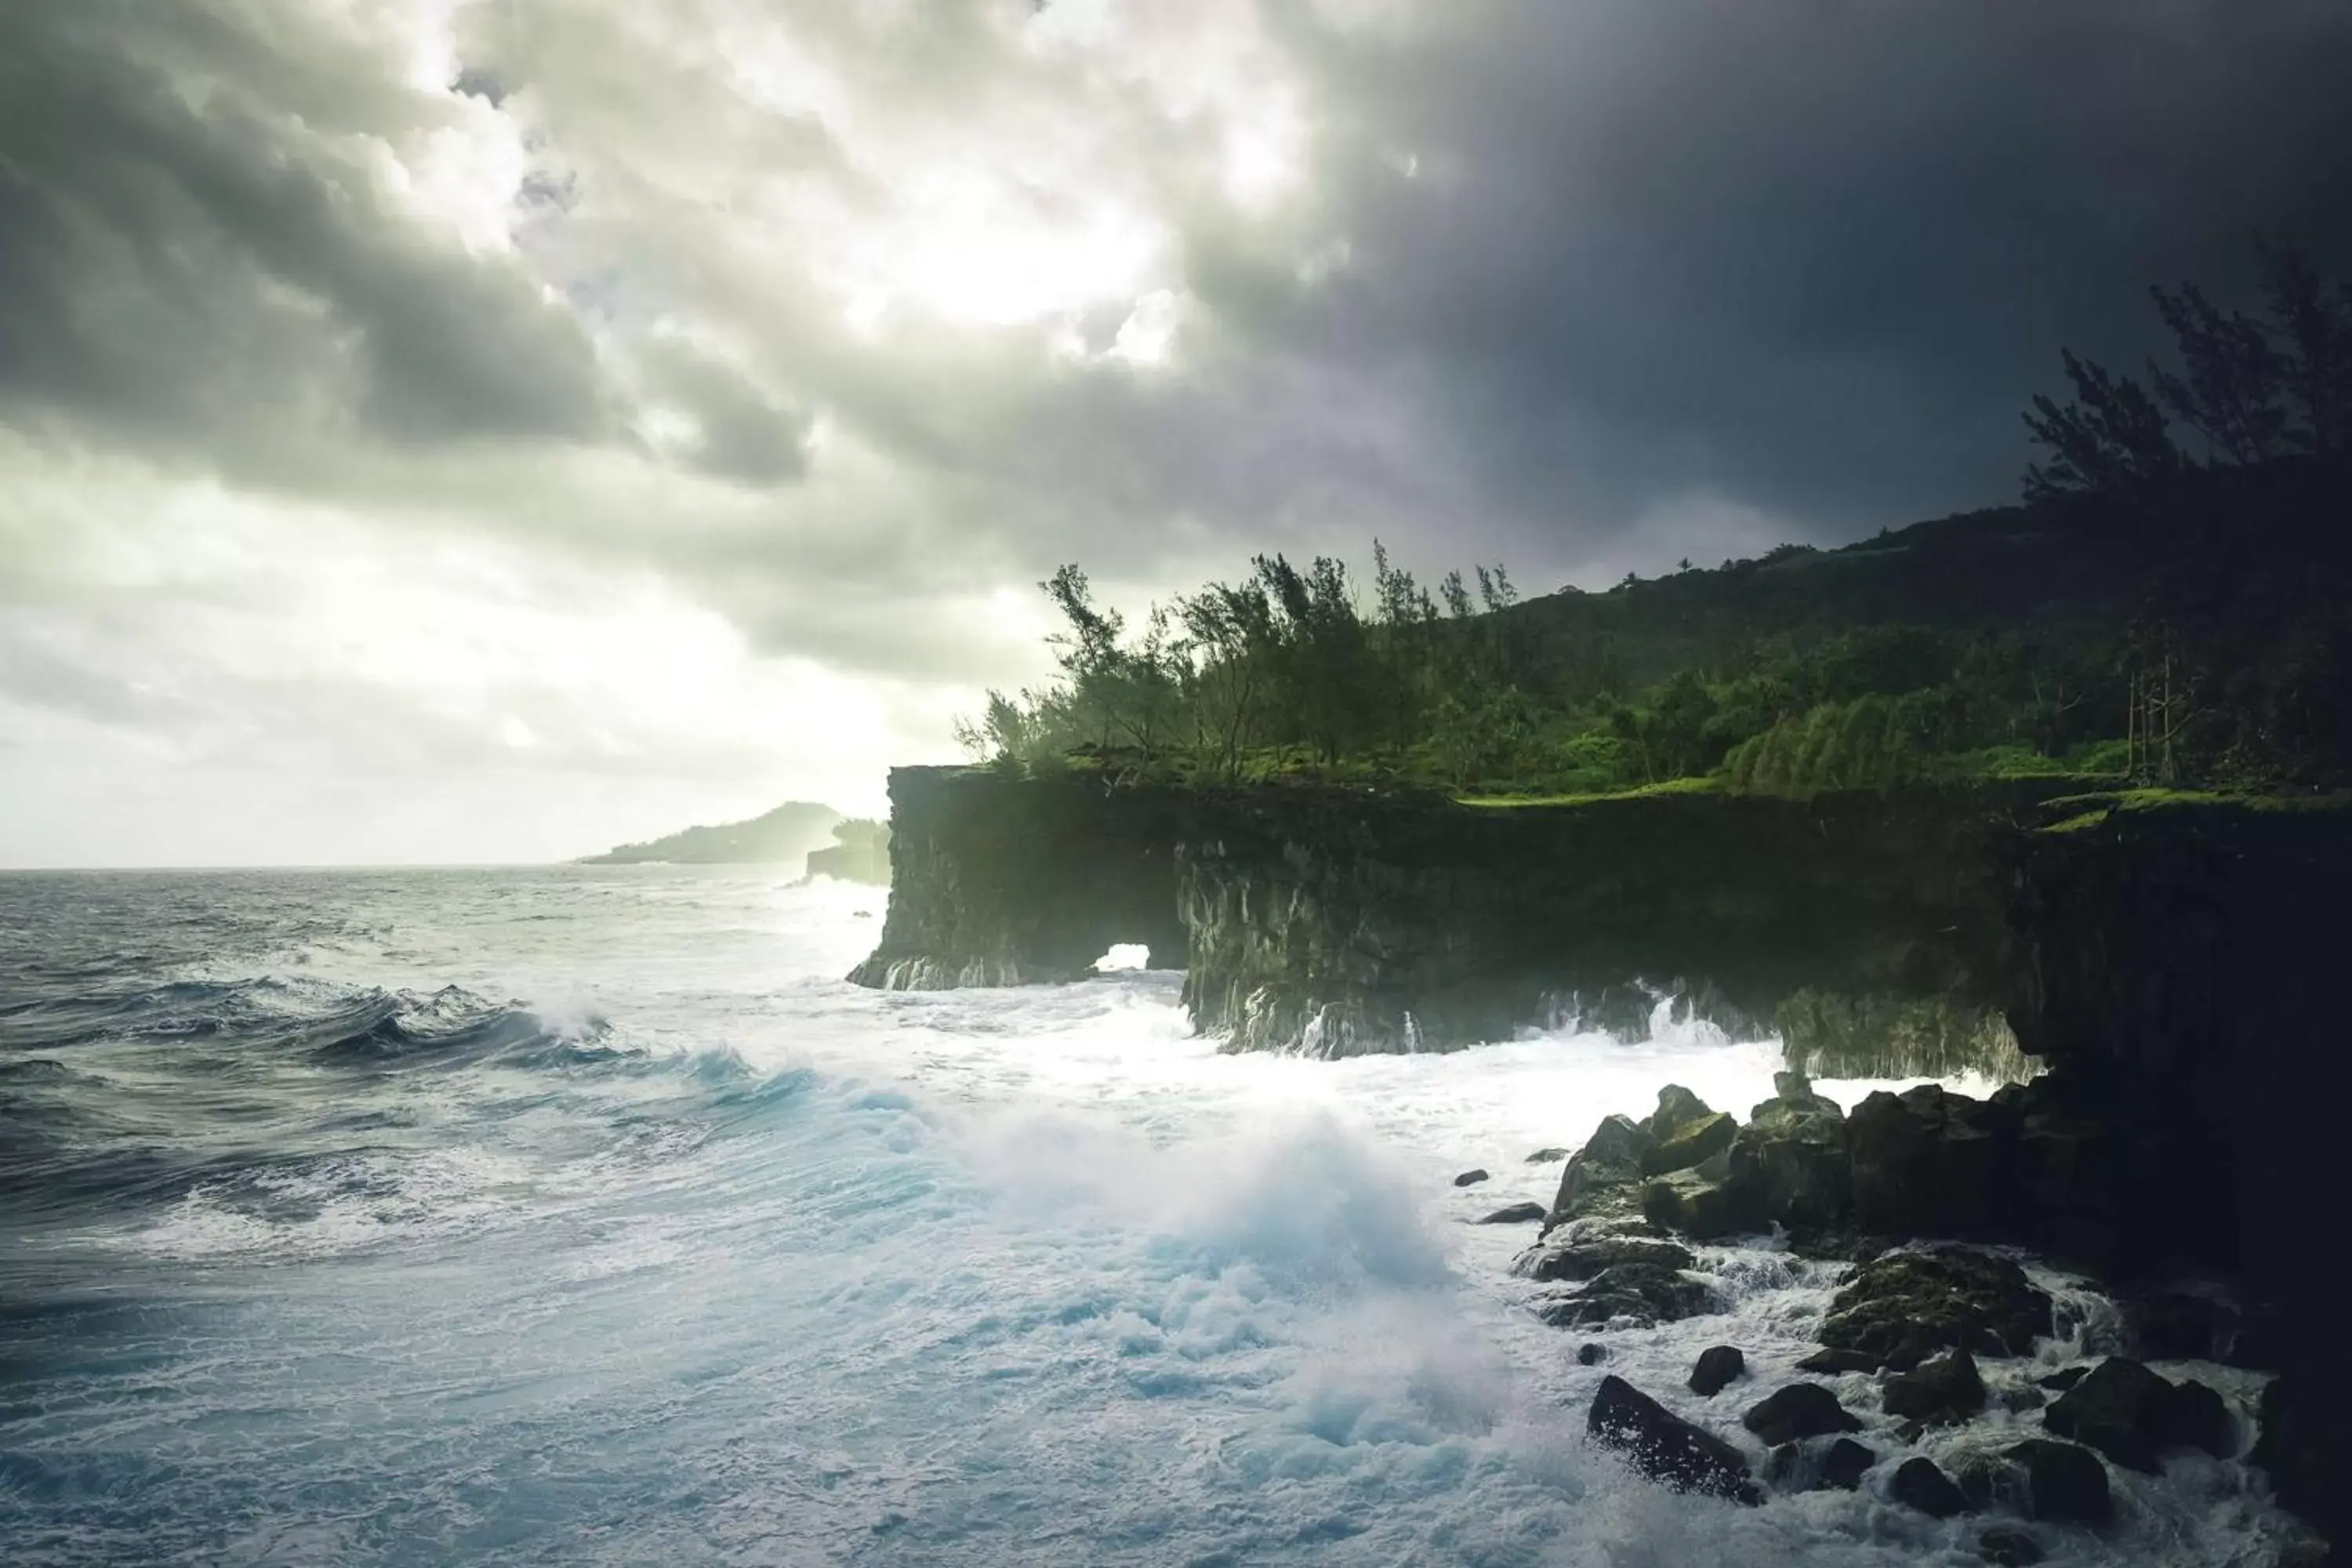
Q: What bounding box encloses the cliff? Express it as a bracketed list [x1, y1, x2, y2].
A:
[846, 769, 1190, 989]
[850, 766, 2062, 1069]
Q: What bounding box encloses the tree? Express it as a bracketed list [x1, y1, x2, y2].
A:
[2023, 350, 2183, 499]
[2260, 243, 2352, 456]
[2146, 281, 2288, 466]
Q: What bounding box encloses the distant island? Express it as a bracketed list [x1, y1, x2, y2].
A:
[579, 803, 892, 885]
[579, 802, 842, 867]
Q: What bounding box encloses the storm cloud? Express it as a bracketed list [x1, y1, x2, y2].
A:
[2, 0, 2347, 864]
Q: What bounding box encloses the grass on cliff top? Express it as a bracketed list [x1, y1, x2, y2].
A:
[1454, 776, 1723, 808]
[2038, 786, 2352, 833]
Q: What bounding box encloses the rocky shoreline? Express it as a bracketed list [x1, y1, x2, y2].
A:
[846, 766, 2349, 1558]
[1500, 1074, 2318, 1562]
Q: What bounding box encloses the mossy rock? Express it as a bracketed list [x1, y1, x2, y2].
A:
[1642, 1110, 1738, 1175]
[1818, 1247, 2053, 1368]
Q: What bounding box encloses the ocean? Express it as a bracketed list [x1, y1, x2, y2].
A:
[0, 868, 2303, 1565]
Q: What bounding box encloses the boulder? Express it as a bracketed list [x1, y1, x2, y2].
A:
[1645, 1085, 1715, 1142]
[1762, 1435, 1875, 1494]
[1549, 1115, 1657, 1225]
[1822, 1436, 1875, 1491]
[2042, 1356, 2176, 1472]
[1743, 1383, 1863, 1446]
[1771, 1067, 1844, 1116]
[1526, 1147, 1570, 1163]
[1724, 1101, 1853, 1232]
[1882, 1348, 1987, 1425]
[1848, 1085, 2004, 1236]
[1689, 1345, 1745, 1397]
[1538, 1262, 1713, 1328]
[1892, 1456, 1969, 1519]
[2004, 1439, 2111, 1525]
[2034, 1367, 2089, 1393]
[1977, 1527, 2045, 1566]
[1640, 1170, 1753, 1240]
[1520, 1234, 1696, 1283]
[2161, 1377, 2233, 1458]
[1797, 1347, 1881, 1375]
[1577, 1342, 1606, 1366]
[1473, 1202, 1548, 1225]
[1642, 1111, 1738, 1176]
[1817, 1247, 2053, 1369]
[1454, 1168, 1490, 1187]
[1586, 1375, 1762, 1504]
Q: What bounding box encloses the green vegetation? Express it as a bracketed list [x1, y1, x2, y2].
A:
[964, 254, 2352, 798]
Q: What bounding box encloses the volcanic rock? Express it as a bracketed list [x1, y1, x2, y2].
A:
[2005, 1438, 2111, 1524]
[1743, 1383, 1863, 1446]
[1892, 1456, 1969, 1518]
[2042, 1356, 2176, 1472]
[1817, 1247, 2052, 1369]
[1473, 1202, 1547, 1225]
[1537, 1262, 1713, 1328]
[1689, 1345, 1745, 1397]
[1586, 1375, 1762, 1504]
[1882, 1348, 1987, 1425]
[1642, 1111, 1737, 1176]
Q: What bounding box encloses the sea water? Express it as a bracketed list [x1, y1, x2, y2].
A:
[0, 868, 2304, 1564]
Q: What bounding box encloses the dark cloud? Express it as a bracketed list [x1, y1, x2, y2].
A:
[1211, 0, 2352, 543]
[0, 2, 614, 459]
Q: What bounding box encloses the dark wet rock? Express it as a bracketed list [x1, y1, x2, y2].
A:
[1743, 1383, 1863, 1446]
[2005, 1438, 2111, 1525]
[1978, 1526, 2045, 1566]
[1548, 1114, 1657, 1225]
[1642, 1111, 1737, 1176]
[1882, 1348, 1987, 1425]
[2250, 1371, 2327, 1532]
[1893, 1418, 1927, 1446]
[1797, 1347, 1881, 1376]
[2034, 1367, 2089, 1393]
[1645, 1085, 1715, 1142]
[1526, 1147, 1570, 1163]
[1817, 1247, 2053, 1370]
[1473, 1202, 1547, 1225]
[2042, 1356, 2177, 1472]
[1586, 1374, 1762, 1504]
[1538, 1262, 1713, 1328]
[1822, 1436, 1875, 1491]
[2000, 1385, 2049, 1413]
[1725, 1095, 1852, 1232]
[1950, 1451, 2016, 1512]
[1848, 1085, 2004, 1236]
[1771, 1067, 1845, 1116]
[1454, 1168, 1490, 1187]
[2161, 1377, 2233, 1457]
[1689, 1345, 1745, 1397]
[1763, 1435, 1875, 1494]
[1640, 1170, 1752, 1240]
[1577, 1341, 1606, 1366]
[1519, 1235, 1695, 1283]
[1892, 1456, 1969, 1518]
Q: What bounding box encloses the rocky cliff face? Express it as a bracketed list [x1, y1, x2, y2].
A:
[850, 766, 2056, 1071]
[844, 768, 1192, 989]
[1175, 784, 2041, 1060]
[1997, 800, 2352, 1546]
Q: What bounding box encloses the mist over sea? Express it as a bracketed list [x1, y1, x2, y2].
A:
[0, 869, 2299, 1566]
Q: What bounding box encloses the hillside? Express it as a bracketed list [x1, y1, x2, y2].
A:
[579, 801, 843, 866]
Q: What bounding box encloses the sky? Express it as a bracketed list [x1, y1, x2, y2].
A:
[2, 0, 2349, 867]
